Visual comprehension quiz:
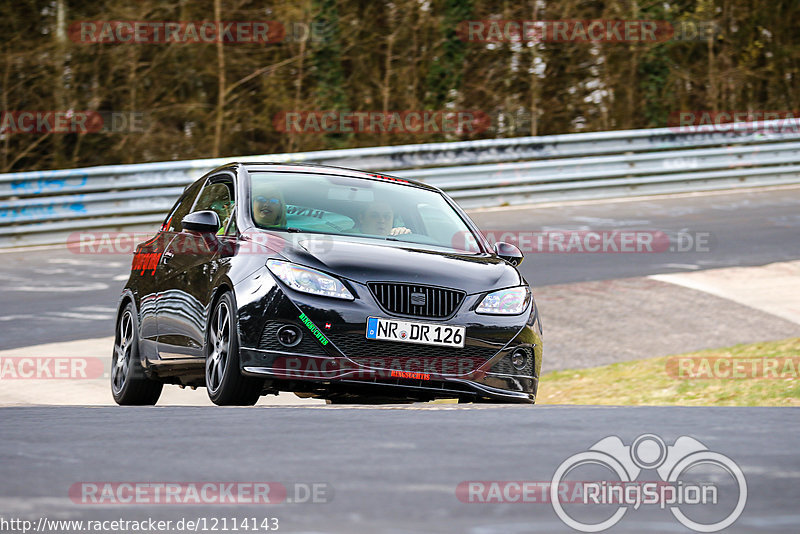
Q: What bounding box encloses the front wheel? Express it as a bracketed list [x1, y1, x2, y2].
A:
[111, 303, 162, 405]
[205, 292, 263, 406]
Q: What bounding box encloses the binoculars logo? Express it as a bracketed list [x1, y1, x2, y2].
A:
[551, 434, 747, 532]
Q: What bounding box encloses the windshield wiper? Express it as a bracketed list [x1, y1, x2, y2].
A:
[283, 227, 337, 236]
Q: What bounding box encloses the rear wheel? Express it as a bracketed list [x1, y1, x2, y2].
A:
[111, 303, 162, 405]
[205, 292, 263, 406]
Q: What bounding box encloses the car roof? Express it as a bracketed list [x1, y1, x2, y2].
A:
[235, 162, 438, 192]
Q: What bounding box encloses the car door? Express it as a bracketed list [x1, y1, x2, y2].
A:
[156, 174, 236, 360]
[132, 180, 203, 362]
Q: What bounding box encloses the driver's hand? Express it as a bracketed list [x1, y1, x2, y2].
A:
[390, 226, 412, 236]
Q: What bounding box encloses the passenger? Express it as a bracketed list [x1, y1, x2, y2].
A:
[355, 201, 411, 236]
[252, 185, 287, 228]
[210, 199, 235, 235]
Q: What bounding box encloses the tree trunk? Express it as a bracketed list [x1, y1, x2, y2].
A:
[213, 0, 226, 157]
[53, 0, 67, 168]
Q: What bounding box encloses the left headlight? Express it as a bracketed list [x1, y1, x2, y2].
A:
[476, 286, 530, 315]
[267, 259, 354, 300]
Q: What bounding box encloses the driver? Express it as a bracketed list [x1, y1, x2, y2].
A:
[356, 201, 411, 236]
[252, 185, 287, 228]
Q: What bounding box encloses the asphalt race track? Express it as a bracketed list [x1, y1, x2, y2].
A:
[1, 406, 797, 533]
[2, 186, 799, 533]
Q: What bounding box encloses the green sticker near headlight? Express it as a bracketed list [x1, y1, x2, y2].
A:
[299, 312, 329, 346]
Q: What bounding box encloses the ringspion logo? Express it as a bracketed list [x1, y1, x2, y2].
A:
[459, 434, 747, 532]
[550, 434, 746, 532]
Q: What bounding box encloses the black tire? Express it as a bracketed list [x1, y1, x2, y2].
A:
[111, 302, 163, 405]
[205, 292, 263, 406]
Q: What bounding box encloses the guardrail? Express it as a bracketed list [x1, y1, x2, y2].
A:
[1, 119, 799, 247]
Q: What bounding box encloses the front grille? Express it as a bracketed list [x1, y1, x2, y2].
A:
[327, 331, 500, 374]
[368, 282, 465, 318]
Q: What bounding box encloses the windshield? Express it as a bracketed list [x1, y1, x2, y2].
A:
[248, 171, 481, 253]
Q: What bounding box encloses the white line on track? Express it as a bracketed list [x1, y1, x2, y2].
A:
[3, 283, 109, 292]
[73, 306, 117, 313]
[657, 263, 701, 270]
[48, 258, 124, 267]
[47, 312, 113, 320]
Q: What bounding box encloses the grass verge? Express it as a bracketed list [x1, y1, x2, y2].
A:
[538, 337, 800, 406]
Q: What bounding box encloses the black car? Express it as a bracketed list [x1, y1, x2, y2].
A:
[111, 163, 543, 405]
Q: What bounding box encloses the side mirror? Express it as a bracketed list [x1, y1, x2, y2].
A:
[494, 241, 524, 266]
[182, 210, 220, 234]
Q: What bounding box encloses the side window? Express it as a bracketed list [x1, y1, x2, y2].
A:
[162, 180, 202, 233]
[193, 179, 235, 233]
[223, 206, 238, 236]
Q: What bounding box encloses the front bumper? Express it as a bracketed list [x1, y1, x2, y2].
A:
[234, 272, 542, 403]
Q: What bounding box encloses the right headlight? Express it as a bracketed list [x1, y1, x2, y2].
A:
[475, 286, 530, 315]
[267, 259, 354, 300]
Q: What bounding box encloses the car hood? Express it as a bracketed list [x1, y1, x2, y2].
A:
[260, 232, 521, 293]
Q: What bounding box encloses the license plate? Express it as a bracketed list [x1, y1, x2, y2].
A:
[365, 317, 465, 348]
